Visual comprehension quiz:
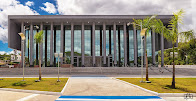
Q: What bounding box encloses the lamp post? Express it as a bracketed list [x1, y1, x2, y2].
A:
[54, 53, 63, 82]
[127, 22, 146, 83]
[18, 32, 26, 81]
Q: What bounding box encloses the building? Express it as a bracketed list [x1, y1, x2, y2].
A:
[8, 15, 176, 67]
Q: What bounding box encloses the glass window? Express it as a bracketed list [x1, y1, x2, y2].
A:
[137, 30, 141, 66]
[74, 25, 81, 56]
[84, 25, 91, 56]
[146, 30, 152, 64]
[129, 28, 134, 64]
[95, 26, 101, 56]
[25, 29, 30, 63]
[65, 25, 71, 63]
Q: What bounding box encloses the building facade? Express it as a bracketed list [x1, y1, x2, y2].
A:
[8, 15, 175, 67]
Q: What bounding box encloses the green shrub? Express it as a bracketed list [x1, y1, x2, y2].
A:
[12, 81, 27, 86]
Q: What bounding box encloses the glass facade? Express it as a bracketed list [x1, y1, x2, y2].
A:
[24, 23, 156, 67]
[84, 25, 91, 56]
[95, 26, 101, 56]
[54, 25, 61, 65]
[128, 27, 134, 65]
[74, 25, 81, 56]
[25, 29, 30, 63]
[64, 25, 71, 63]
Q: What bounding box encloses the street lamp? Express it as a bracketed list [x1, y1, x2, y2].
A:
[54, 53, 63, 82]
[18, 32, 26, 81]
[127, 22, 145, 83]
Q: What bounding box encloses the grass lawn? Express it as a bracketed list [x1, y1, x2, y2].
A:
[117, 78, 196, 93]
[0, 78, 68, 92]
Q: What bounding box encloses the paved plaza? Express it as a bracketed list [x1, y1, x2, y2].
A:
[0, 67, 196, 101]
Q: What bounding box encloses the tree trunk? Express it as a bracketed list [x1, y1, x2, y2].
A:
[39, 43, 42, 80]
[171, 44, 175, 88]
[146, 50, 148, 81]
[145, 35, 149, 81]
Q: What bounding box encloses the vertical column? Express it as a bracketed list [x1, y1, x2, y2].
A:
[71, 23, 74, 64]
[50, 22, 53, 66]
[161, 31, 164, 67]
[118, 27, 121, 66]
[21, 22, 24, 67]
[60, 22, 64, 64]
[123, 22, 127, 66]
[92, 22, 95, 66]
[133, 25, 138, 66]
[151, 28, 156, 65]
[81, 22, 85, 66]
[127, 26, 130, 65]
[36, 29, 39, 65]
[113, 22, 117, 66]
[30, 23, 33, 66]
[103, 22, 106, 66]
[40, 23, 43, 65]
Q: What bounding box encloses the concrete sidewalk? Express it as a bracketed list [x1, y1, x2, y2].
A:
[62, 77, 155, 96]
[0, 90, 59, 101]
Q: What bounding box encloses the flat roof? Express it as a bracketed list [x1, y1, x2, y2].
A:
[8, 15, 173, 25]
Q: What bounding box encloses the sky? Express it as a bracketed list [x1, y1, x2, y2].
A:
[0, 0, 195, 54]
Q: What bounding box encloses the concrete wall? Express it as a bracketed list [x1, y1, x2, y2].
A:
[8, 19, 21, 50]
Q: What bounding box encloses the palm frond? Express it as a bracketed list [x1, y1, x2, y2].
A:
[34, 30, 44, 44]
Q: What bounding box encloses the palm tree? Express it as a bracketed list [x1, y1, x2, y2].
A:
[162, 9, 194, 88]
[34, 30, 43, 80]
[132, 16, 164, 81]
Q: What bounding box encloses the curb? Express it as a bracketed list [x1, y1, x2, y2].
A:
[0, 88, 61, 95]
[61, 77, 70, 94]
[113, 78, 159, 96]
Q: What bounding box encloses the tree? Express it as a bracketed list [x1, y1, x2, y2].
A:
[133, 15, 164, 81]
[162, 9, 194, 88]
[34, 30, 43, 80]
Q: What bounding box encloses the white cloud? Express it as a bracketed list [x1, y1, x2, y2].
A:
[0, 51, 7, 55]
[56, 0, 193, 33]
[40, 2, 56, 14]
[0, 0, 39, 43]
[25, 1, 34, 7]
[0, 50, 20, 55]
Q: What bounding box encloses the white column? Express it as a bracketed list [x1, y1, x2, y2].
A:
[103, 22, 106, 66]
[50, 22, 54, 66]
[30, 23, 33, 66]
[81, 22, 85, 66]
[71, 23, 74, 64]
[60, 22, 64, 64]
[133, 25, 137, 66]
[123, 22, 127, 66]
[92, 22, 95, 66]
[113, 22, 117, 66]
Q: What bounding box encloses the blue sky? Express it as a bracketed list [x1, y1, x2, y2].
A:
[19, 0, 57, 15]
[0, 0, 195, 54]
[0, 0, 58, 54]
